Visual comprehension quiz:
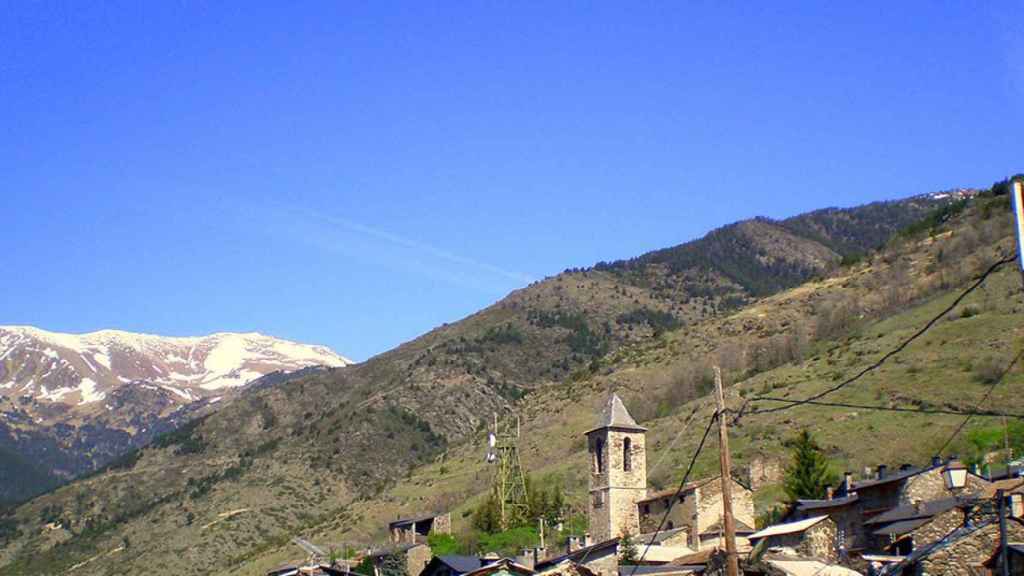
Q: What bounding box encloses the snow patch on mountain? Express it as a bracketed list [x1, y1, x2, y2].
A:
[0, 326, 352, 404]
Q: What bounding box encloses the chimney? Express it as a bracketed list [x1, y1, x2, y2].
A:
[567, 536, 581, 553]
[517, 549, 535, 570]
[534, 547, 548, 564]
[1012, 494, 1024, 518]
[877, 465, 888, 480]
[826, 486, 834, 500]
[932, 456, 943, 468]
[584, 533, 593, 547]
[843, 471, 853, 493]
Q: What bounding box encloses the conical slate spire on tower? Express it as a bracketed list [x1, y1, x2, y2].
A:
[586, 393, 647, 434]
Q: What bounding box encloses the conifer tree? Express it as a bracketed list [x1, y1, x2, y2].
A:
[783, 429, 838, 501]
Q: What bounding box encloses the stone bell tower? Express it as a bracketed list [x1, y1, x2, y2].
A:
[585, 393, 647, 543]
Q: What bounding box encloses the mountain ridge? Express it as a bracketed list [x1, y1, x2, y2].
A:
[0, 327, 351, 503]
[2, 182, 1016, 575]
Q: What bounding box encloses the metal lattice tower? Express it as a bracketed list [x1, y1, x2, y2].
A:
[486, 413, 529, 529]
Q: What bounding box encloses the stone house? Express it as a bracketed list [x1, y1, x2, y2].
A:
[865, 498, 960, 555]
[747, 515, 840, 563]
[459, 558, 537, 576]
[788, 459, 991, 553]
[421, 556, 504, 576]
[885, 517, 1024, 575]
[390, 513, 452, 544]
[636, 477, 755, 550]
[787, 494, 862, 553]
[535, 538, 622, 576]
[842, 461, 988, 519]
[367, 542, 433, 576]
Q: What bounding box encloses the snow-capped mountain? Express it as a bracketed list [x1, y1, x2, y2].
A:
[0, 326, 351, 405]
[0, 326, 351, 498]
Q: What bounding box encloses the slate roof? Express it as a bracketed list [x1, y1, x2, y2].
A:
[636, 526, 689, 544]
[637, 475, 751, 505]
[700, 518, 754, 535]
[864, 497, 958, 526]
[586, 394, 646, 434]
[463, 558, 536, 576]
[982, 478, 1024, 498]
[748, 516, 829, 540]
[620, 565, 703, 575]
[535, 538, 621, 570]
[669, 548, 716, 566]
[433, 556, 489, 574]
[847, 466, 928, 492]
[794, 494, 859, 511]
[390, 512, 444, 528]
[872, 518, 931, 536]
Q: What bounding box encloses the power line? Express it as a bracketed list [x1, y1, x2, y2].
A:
[647, 401, 709, 479]
[936, 349, 1024, 456]
[743, 397, 1024, 419]
[745, 252, 1018, 417]
[627, 411, 719, 576]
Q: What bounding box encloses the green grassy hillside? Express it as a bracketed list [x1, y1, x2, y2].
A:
[0, 187, 1017, 575]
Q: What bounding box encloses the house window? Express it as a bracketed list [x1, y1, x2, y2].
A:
[624, 437, 632, 471]
[642, 504, 650, 516]
[594, 438, 605, 473]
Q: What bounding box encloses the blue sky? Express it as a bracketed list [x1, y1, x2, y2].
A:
[2, 2, 1022, 361]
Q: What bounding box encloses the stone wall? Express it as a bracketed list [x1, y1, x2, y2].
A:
[748, 456, 783, 491]
[902, 507, 963, 553]
[694, 479, 756, 535]
[580, 545, 620, 576]
[405, 544, 433, 576]
[799, 520, 838, 562]
[431, 513, 452, 535]
[759, 518, 838, 563]
[920, 518, 1024, 576]
[901, 469, 989, 506]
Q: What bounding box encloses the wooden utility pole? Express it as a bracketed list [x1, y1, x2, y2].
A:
[1012, 179, 1024, 288]
[714, 366, 740, 576]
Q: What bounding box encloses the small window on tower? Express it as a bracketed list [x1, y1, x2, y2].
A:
[594, 438, 605, 473]
[593, 492, 604, 508]
[623, 437, 632, 471]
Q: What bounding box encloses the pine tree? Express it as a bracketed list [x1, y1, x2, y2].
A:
[783, 430, 838, 501]
[620, 531, 639, 563]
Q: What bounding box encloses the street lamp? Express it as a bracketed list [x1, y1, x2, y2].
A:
[943, 459, 968, 491]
